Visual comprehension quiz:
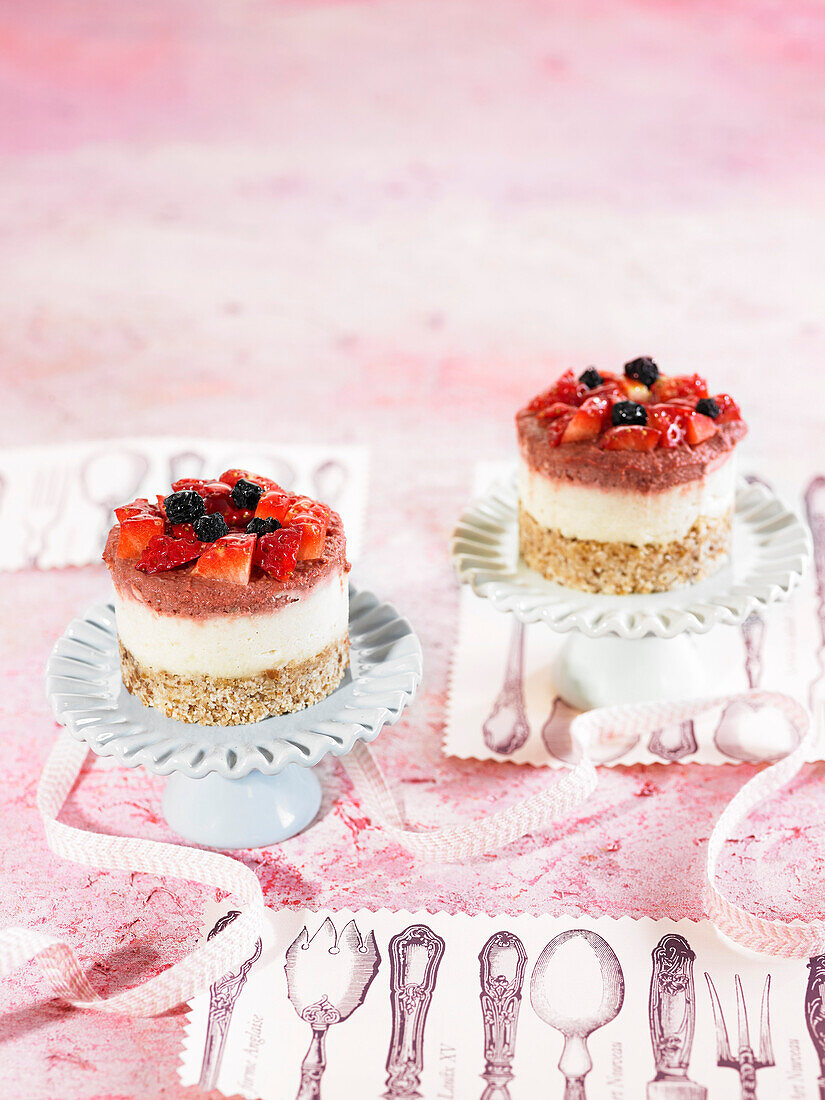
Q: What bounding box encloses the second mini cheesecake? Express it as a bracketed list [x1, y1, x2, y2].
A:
[103, 470, 350, 725]
[517, 359, 747, 595]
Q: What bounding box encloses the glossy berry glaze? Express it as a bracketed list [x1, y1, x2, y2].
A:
[517, 360, 748, 492]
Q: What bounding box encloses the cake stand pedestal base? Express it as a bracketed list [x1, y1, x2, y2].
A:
[161, 763, 322, 850]
[552, 633, 719, 710]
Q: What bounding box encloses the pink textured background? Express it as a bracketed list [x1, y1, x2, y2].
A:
[1, 2, 825, 1097]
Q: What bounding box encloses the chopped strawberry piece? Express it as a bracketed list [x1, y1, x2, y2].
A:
[600, 426, 660, 452]
[115, 498, 160, 524]
[647, 404, 688, 449]
[544, 410, 576, 446]
[254, 528, 301, 580]
[192, 533, 256, 585]
[116, 512, 164, 559]
[651, 374, 709, 403]
[524, 370, 588, 413]
[561, 395, 610, 443]
[255, 490, 298, 523]
[713, 393, 742, 424]
[170, 522, 196, 539]
[283, 499, 331, 560]
[684, 411, 719, 445]
[218, 469, 283, 493]
[535, 401, 574, 421]
[136, 535, 207, 573]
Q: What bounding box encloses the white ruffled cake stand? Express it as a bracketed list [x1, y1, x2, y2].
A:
[45, 585, 422, 850]
[452, 476, 810, 710]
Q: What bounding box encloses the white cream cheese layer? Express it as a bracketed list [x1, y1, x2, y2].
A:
[114, 570, 348, 677]
[518, 453, 736, 546]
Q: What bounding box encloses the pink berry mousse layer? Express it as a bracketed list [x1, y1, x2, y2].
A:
[517, 410, 748, 493]
[104, 510, 349, 618]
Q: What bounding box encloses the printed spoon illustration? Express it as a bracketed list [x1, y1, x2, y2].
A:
[199, 910, 263, 1091]
[312, 459, 348, 507]
[285, 918, 381, 1100]
[478, 931, 528, 1100]
[805, 954, 825, 1100]
[168, 449, 206, 482]
[647, 934, 706, 1099]
[530, 929, 624, 1100]
[80, 446, 149, 546]
[540, 694, 582, 764]
[482, 620, 530, 755]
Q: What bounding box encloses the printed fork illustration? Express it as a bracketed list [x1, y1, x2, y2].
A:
[704, 973, 774, 1100]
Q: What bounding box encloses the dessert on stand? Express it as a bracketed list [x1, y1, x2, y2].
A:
[46, 469, 423, 850]
[454, 360, 809, 711]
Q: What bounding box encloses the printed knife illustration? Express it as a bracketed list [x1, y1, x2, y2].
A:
[285, 917, 380, 1100]
[805, 954, 825, 1100]
[199, 910, 263, 1092]
[705, 971, 774, 1100]
[384, 923, 445, 1100]
[647, 934, 706, 1099]
[530, 928, 624, 1100]
[482, 619, 530, 755]
[805, 476, 825, 733]
[478, 931, 527, 1100]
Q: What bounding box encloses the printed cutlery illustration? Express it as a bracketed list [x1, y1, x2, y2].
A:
[805, 476, 825, 729]
[168, 448, 206, 482]
[478, 931, 527, 1100]
[385, 923, 445, 1100]
[705, 971, 774, 1100]
[23, 463, 68, 568]
[530, 928, 624, 1100]
[540, 694, 581, 763]
[312, 458, 348, 506]
[199, 910, 263, 1092]
[648, 934, 705, 1099]
[80, 446, 149, 547]
[648, 721, 698, 763]
[285, 918, 380, 1100]
[806, 954, 825, 1100]
[483, 619, 530, 755]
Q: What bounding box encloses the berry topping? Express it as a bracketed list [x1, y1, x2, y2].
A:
[115, 500, 164, 560]
[163, 489, 206, 525]
[230, 478, 263, 510]
[525, 369, 588, 413]
[695, 397, 720, 419]
[624, 356, 659, 388]
[255, 528, 301, 580]
[561, 395, 610, 443]
[535, 401, 575, 421]
[712, 393, 742, 424]
[284, 498, 332, 560]
[194, 512, 230, 542]
[579, 367, 604, 389]
[600, 426, 660, 452]
[611, 400, 648, 427]
[170, 523, 197, 539]
[247, 516, 282, 536]
[651, 373, 709, 404]
[218, 469, 283, 493]
[255, 489, 297, 524]
[136, 535, 207, 574]
[192, 533, 256, 585]
[647, 404, 687, 448]
[684, 410, 718, 445]
[545, 410, 576, 446]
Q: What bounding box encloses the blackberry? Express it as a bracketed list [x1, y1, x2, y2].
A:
[194, 513, 229, 542]
[695, 397, 721, 419]
[623, 356, 659, 388]
[231, 478, 263, 510]
[247, 516, 282, 536]
[164, 489, 206, 524]
[579, 367, 604, 389]
[611, 401, 648, 427]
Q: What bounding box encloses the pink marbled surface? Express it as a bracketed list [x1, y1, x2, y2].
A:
[1, 2, 825, 1097]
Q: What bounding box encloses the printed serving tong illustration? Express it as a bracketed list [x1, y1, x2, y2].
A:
[530, 928, 625, 1100]
[478, 931, 528, 1100]
[705, 971, 774, 1100]
[285, 917, 381, 1100]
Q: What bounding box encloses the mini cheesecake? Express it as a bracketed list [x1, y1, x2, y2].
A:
[517, 359, 747, 595]
[103, 470, 349, 725]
